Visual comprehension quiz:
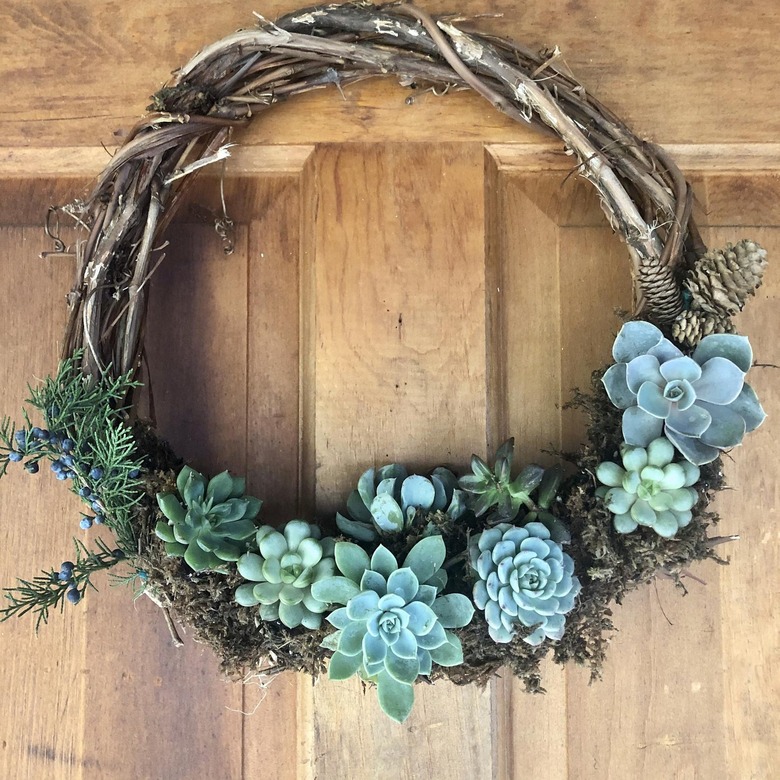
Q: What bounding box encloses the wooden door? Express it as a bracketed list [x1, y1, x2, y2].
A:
[0, 2, 777, 778]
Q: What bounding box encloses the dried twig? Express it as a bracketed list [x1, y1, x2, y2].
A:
[60, 1, 698, 380]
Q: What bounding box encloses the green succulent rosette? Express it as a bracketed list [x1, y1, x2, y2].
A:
[596, 437, 700, 538]
[312, 535, 474, 723]
[155, 465, 261, 571]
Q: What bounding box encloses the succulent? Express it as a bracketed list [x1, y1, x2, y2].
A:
[311, 535, 474, 723]
[234, 521, 336, 629]
[596, 438, 700, 538]
[469, 522, 580, 646]
[523, 465, 571, 543]
[459, 439, 570, 541]
[459, 438, 543, 520]
[155, 465, 261, 572]
[336, 464, 466, 542]
[602, 322, 766, 465]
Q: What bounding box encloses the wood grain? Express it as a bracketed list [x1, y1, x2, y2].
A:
[486, 157, 568, 780]
[2, 1, 780, 149]
[0, 227, 86, 779]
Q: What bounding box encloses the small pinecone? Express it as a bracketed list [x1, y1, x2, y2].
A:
[672, 309, 735, 348]
[686, 239, 768, 316]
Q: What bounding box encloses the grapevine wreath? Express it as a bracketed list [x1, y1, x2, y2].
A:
[0, 2, 769, 723]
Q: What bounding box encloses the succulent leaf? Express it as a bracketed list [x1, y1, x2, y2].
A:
[357, 468, 376, 508]
[376, 671, 414, 724]
[334, 542, 370, 584]
[430, 594, 475, 628]
[235, 583, 261, 607]
[402, 535, 446, 584]
[157, 493, 186, 524]
[205, 470, 234, 504]
[536, 466, 563, 509]
[427, 632, 464, 666]
[154, 520, 176, 543]
[370, 493, 405, 533]
[311, 576, 361, 606]
[336, 511, 377, 542]
[470, 455, 493, 482]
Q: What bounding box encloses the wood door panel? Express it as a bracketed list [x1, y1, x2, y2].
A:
[0, 150, 778, 779]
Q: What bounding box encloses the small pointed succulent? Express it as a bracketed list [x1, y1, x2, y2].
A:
[336, 464, 466, 542]
[311, 535, 474, 723]
[234, 521, 336, 629]
[469, 522, 580, 646]
[459, 439, 569, 540]
[155, 466, 261, 572]
[596, 437, 700, 538]
[459, 439, 544, 519]
[602, 322, 766, 465]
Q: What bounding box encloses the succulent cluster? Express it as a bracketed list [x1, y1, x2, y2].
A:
[312, 536, 474, 723]
[596, 438, 700, 538]
[235, 521, 336, 629]
[155, 466, 261, 571]
[603, 322, 765, 465]
[337, 464, 466, 541]
[469, 522, 580, 645]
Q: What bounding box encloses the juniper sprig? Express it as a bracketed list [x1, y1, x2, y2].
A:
[0, 538, 126, 630]
[0, 350, 143, 553]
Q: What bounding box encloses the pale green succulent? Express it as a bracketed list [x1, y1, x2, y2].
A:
[596, 437, 700, 538]
[155, 465, 261, 571]
[337, 464, 466, 542]
[234, 521, 336, 629]
[312, 535, 474, 723]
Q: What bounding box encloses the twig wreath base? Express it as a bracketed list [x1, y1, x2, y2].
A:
[0, 2, 768, 722]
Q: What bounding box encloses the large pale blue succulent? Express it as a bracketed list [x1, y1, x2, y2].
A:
[336, 464, 466, 542]
[602, 322, 766, 465]
[469, 522, 580, 646]
[596, 438, 700, 538]
[311, 535, 474, 723]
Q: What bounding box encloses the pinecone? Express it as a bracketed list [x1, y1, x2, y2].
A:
[672, 309, 735, 348]
[686, 239, 767, 316]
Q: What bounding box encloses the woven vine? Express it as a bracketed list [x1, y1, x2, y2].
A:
[61, 1, 702, 381]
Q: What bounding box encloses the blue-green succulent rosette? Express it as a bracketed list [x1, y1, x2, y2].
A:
[311, 535, 474, 723]
[469, 522, 581, 645]
[602, 322, 766, 465]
